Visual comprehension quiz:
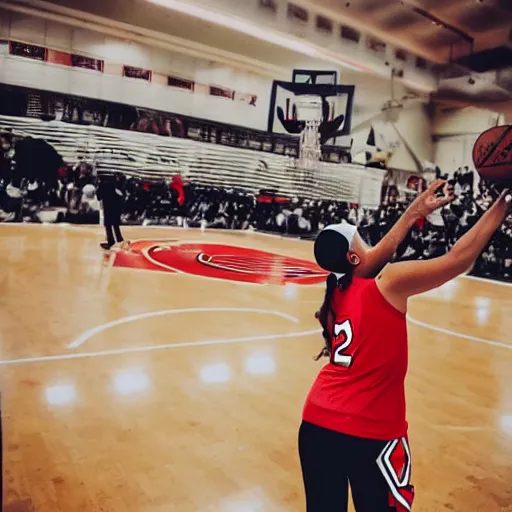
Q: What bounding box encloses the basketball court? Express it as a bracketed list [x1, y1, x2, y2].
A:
[1, 224, 511, 512]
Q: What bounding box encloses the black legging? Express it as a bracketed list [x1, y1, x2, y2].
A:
[104, 207, 124, 247]
[299, 421, 395, 512]
[105, 223, 124, 247]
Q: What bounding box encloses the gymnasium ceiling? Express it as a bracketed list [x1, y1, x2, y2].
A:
[315, 0, 512, 64]
[2, 0, 512, 105]
[309, 0, 512, 104]
[0, 0, 325, 75]
[17, 0, 512, 65]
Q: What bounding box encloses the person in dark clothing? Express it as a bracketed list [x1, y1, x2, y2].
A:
[96, 173, 125, 250]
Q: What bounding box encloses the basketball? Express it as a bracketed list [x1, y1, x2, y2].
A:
[472, 125, 512, 184]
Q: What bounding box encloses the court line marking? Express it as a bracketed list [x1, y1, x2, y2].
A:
[407, 315, 511, 350]
[1, 313, 510, 366]
[68, 308, 300, 349]
[462, 274, 512, 288]
[0, 328, 320, 366]
[428, 424, 488, 432]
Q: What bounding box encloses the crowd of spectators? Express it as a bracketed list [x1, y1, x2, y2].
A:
[0, 132, 510, 282]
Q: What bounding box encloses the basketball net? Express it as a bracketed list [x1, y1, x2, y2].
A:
[296, 96, 323, 176]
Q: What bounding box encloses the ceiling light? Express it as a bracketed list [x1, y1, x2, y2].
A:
[146, 0, 364, 71]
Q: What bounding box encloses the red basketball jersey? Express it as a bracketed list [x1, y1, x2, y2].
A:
[303, 277, 408, 440]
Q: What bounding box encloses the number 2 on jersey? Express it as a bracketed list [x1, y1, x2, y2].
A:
[332, 319, 353, 367]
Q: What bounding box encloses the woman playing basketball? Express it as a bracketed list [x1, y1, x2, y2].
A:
[299, 183, 511, 512]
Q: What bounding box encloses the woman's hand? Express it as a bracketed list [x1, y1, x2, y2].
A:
[407, 179, 455, 219]
[498, 188, 512, 206]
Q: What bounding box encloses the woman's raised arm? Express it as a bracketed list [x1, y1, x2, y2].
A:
[357, 180, 454, 277]
[377, 189, 511, 308]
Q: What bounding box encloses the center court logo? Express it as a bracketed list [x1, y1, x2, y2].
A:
[111, 239, 327, 285]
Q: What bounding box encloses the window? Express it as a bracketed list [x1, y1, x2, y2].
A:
[71, 55, 103, 72]
[367, 36, 386, 53]
[9, 41, 46, 61]
[340, 25, 360, 43]
[316, 15, 333, 33]
[168, 76, 195, 91]
[416, 57, 427, 69]
[395, 49, 407, 62]
[259, 0, 277, 13]
[47, 49, 72, 66]
[209, 85, 233, 100]
[287, 3, 309, 23]
[123, 66, 152, 81]
[0, 40, 9, 55]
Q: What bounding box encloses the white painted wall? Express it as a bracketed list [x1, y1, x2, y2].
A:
[433, 106, 502, 136]
[432, 106, 505, 173]
[347, 102, 433, 172]
[388, 103, 433, 172]
[434, 135, 476, 172]
[0, 12, 272, 129]
[2, 0, 436, 91]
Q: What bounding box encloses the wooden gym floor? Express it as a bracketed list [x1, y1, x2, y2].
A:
[0, 224, 511, 512]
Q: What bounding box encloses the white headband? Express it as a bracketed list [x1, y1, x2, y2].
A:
[321, 223, 358, 280]
[323, 222, 358, 246]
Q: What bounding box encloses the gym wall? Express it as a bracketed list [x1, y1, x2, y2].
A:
[0, 10, 272, 130]
[432, 106, 505, 173]
[386, 103, 433, 172]
[347, 102, 434, 173]
[0, 10, 432, 155]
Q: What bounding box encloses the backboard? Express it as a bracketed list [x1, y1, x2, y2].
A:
[292, 70, 338, 85]
[267, 70, 355, 143]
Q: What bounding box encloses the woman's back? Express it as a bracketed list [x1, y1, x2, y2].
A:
[303, 277, 408, 441]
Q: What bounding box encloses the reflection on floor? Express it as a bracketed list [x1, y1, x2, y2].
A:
[0, 225, 511, 512]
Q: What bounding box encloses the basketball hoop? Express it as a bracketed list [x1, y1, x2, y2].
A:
[296, 96, 323, 172]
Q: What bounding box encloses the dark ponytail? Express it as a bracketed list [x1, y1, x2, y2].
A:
[313, 269, 354, 361]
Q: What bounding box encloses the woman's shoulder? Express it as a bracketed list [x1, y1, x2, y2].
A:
[347, 276, 406, 318]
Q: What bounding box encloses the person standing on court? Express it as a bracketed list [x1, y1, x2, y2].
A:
[97, 172, 126, 250]
[299, 183, 511, 512]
